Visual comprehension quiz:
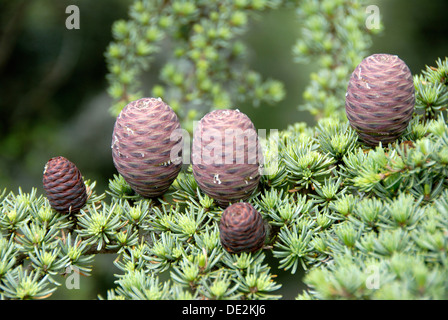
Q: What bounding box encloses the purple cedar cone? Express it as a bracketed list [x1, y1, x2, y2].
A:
[345, 53, 415, 146]
[192, 109, 263, 207]
[42, 156, 87, 214]
[111, 97, 183, 198]
[219, 202, 266, 254]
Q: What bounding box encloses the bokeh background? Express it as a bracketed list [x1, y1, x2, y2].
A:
[1, 0, 447, 299]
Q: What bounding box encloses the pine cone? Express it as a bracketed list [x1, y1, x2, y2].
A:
[345, 53, 415, 146]
[111, 97, 183, 198]
[191, 109, 263, 207]
[219, 202, 266, 254]
[42, 156, 87, 214]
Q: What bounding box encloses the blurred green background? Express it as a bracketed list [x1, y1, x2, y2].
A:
[1, 0, 447, 299]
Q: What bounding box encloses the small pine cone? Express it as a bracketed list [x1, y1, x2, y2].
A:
[345, 53, 415, 146]
[219, 202, 266, 254]
[191, 109, 263, 207]
[111, 97, 183, 198]
[42, 156, 87, 214]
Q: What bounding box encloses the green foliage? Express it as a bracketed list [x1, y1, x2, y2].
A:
[414, 57, 448, 120]
[105, 0, 287, 131]
[293, 0, 382, 120]
[105, 0, 380, 128]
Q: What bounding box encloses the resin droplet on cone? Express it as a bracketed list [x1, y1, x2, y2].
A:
[111, 97, 183, 198]
[345, 53, 415, 146]
[219, 202, 266, 254]
[191, 109, 263, 207]
[42, 156, 87, 213]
